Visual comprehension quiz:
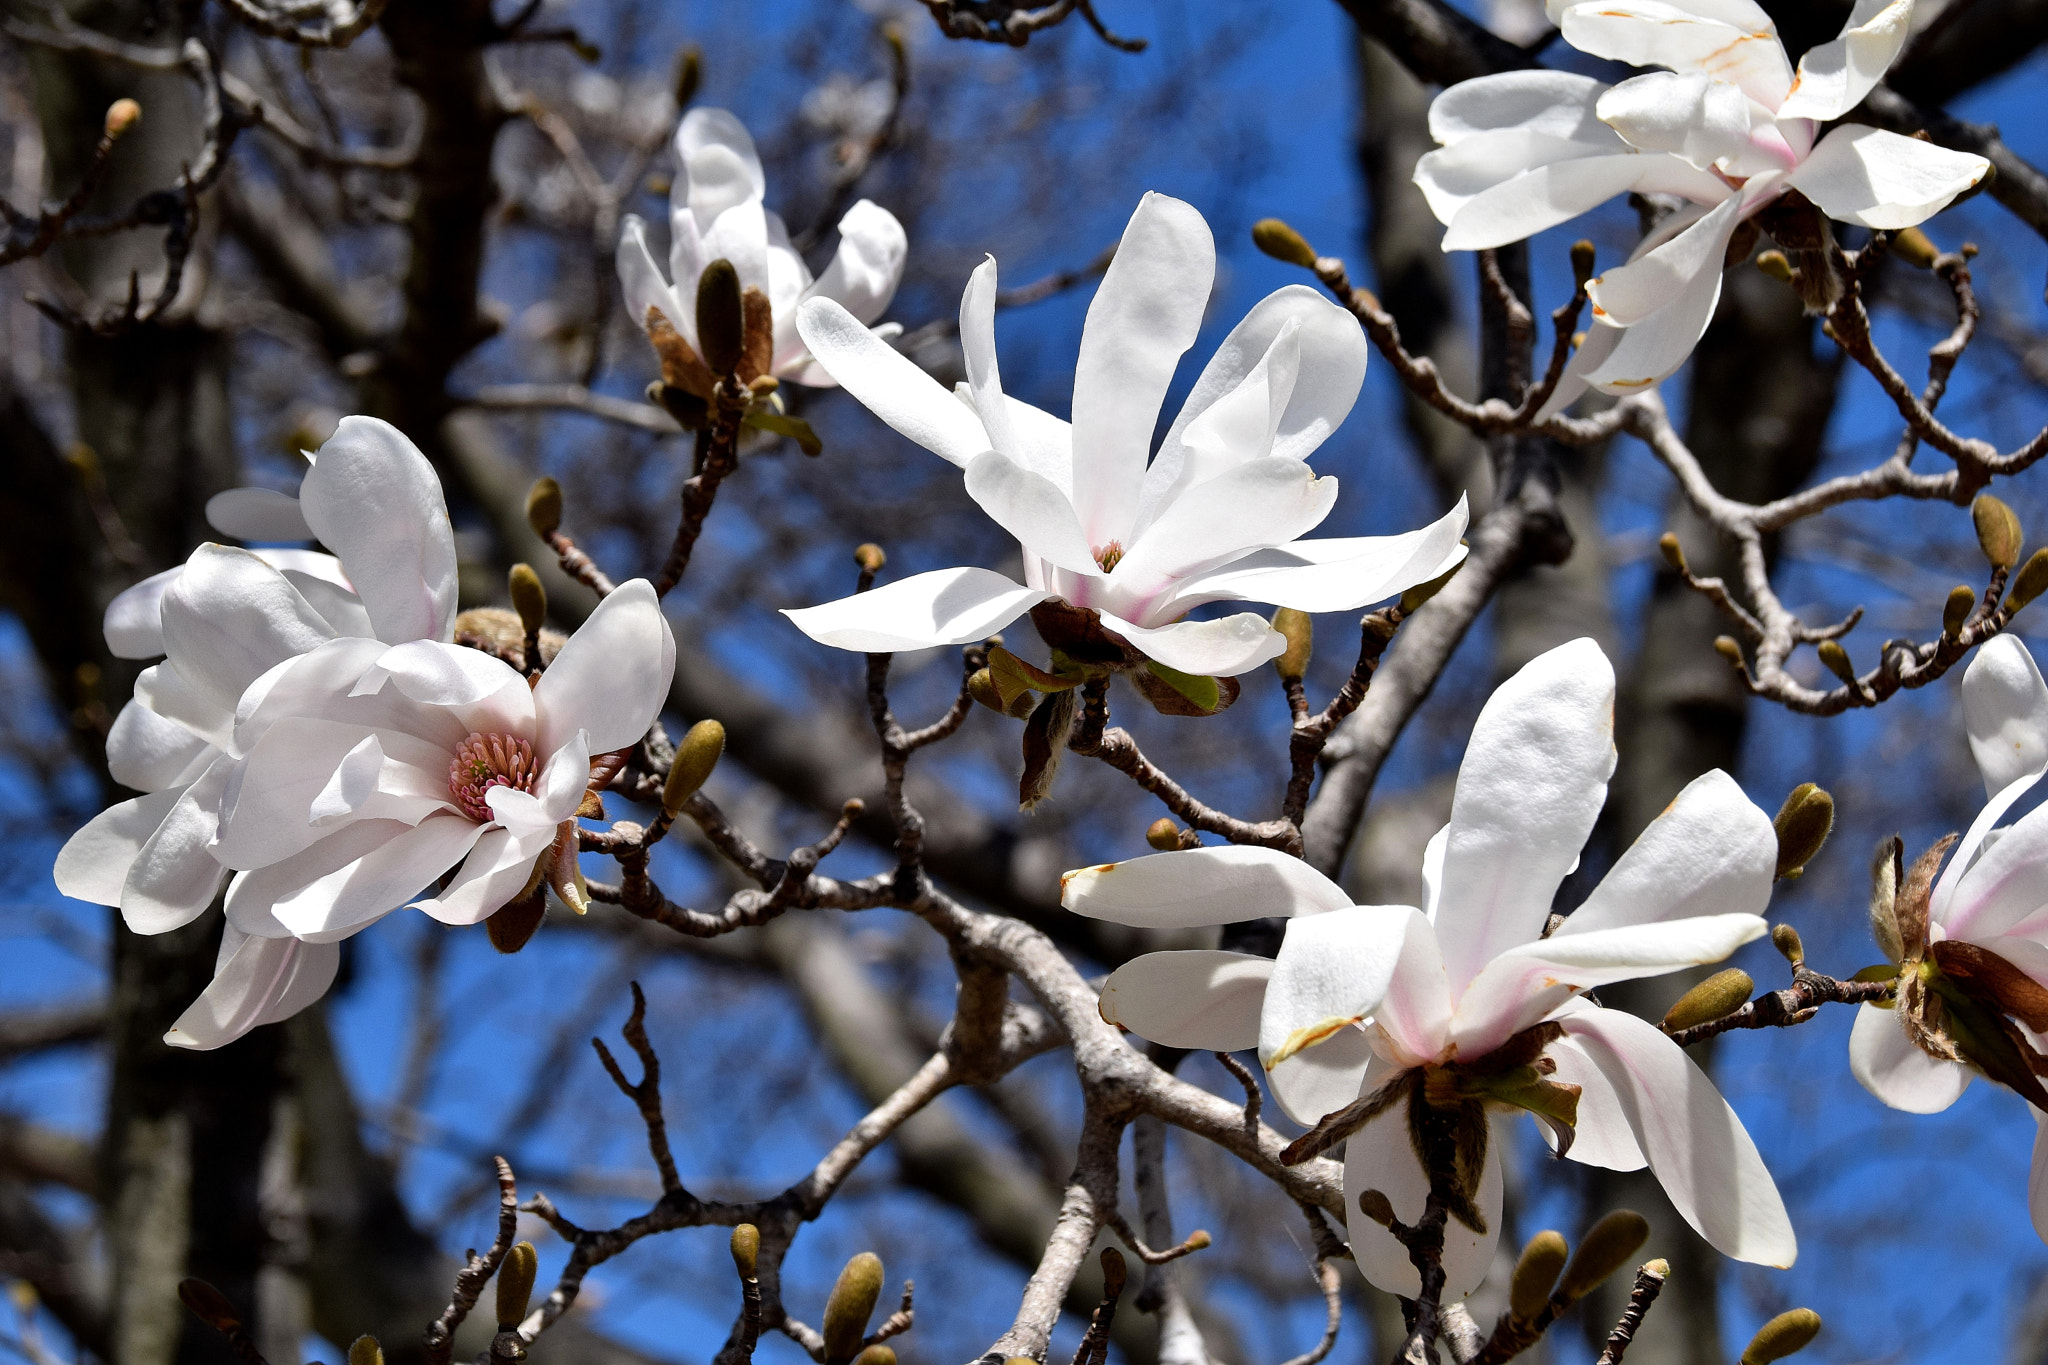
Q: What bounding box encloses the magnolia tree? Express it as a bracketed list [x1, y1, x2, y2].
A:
[7, 3, 2048, 1365]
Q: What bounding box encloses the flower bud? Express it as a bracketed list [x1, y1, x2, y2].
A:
[1355, 1188, 1397, 1228]
[1772, 782, 1833, 880]
[526, 478, 563, 538]
[1817, 640, 1855, 684]
[1402, 557, 1463, 613]
[673, 46, 701, 107]
[854, 543, 887, 573]
[1772, 923, 1805, 967]
[1891, 226, 1939, 268]
[850, 1350, 896, 1365]
[350, 1338, 384, 1365]
[1570, 239, 1596, 287]
[730, 1224, 759, 1278]
[1661, 968, 1753, 1032]
[968, 669, 1004, 713]
[1508, 1230, 1568, 1320]
[664, 720, 725, 814]
[1099, 1245, 1127, 1297]
[1658, 532, 1686, 575]
[1714, 636, 1745, 667]
[1870, 835, 1904, 963]
[822, 1252, 884, 1365]
[1251, 218, 1318, 269]
[508, 564, 546, 636]
[497, 1242, 538, 1327]
[696, 259, 745, 378]
[2008, 548, 2048, 615]
[1944, 584, 1977, 638]
[1755, 250, 1793, 281]
[1975, 494, 2024, 569]
[1146, 817, 1181, 851]
[1741, 1308, 1822, 1365]
[177, 1279, 242, 1333]
[1554, 1211, 1648, 1304]
[105, 98, 141, 138]
[1272, 607, 1312, 682]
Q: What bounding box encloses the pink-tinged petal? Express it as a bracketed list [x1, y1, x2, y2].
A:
[1348, 1106, 1504, 1298]
[1062, 844, 1352, 927]
[1543, 1032, 1648, 1170]
[1847, 1002, 1971, 1112]
[1777, 0, 1912, 122]
[784, 567, 1047, 654]
[1098, 950, 1272, 1051]
[107, 699, 215, 793]
[120, 758, 235, 935]
[269, 813, 487, 942]
[795, 297, 993, 467]
[800, 198, 906, 331]
[1596, 71, 1758, 171]
[1434, 638, 1616, 992]
[55, 786, 186, 907]
[1270, 1029, 1381, 1128]
[1556, 0, 1793, 109]
[299, 416, 459, 645]
[1261, 905, 1427, 1073]
[1161, 499, 1468, 617]
[1584, 197, 1746, 394]
[617, 213, 683, 334]
[1562, 769, 1776, 934]
[1934, 792, 2048, 940]
[1786, 126, 1989, 230]
[104, 567, 181, 658]
[487, 733, 591, 842]
[161, 545, 334, 715]
[1095, 610, 1288, 677]
[676, 108, 765, 224]
[1115, 459, 1338, 589]
[1560, 1006, 1796, 1266]
[164, 928, 340, 1051]
[1371, 911, 1454, 1067]
[1450, 914, 1767, 1057]
[962, 452, 1097, 575]
[1069, 192, 1215, 548]
[214, 717, 452, 869]
[1964, 636, 2048, 798]
[205, 487, 312, 542]
[532, 579, 676, 756]
[412, 826, 539, 925]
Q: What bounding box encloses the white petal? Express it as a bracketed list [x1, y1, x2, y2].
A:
[1563, 770, 1776, 933]
[164, 932, 340, 1050]
[1778, 0, 1912, 121]
[161, 545, 334, 714]
[1060, 844, 1352, 928]
[269, 813, 487, 941]
[1114, 459, 1338, 589]
[120, 757, 235, 935]
[1098, 951, 1273, 1051]
[104, 567, 182, 658]
[618, 213, 683, 332]
[55, 786, 186, 906]
[677, 108, 766, 221]
[800, 199, 906, 330]
[1260, 905, 1424, 1072]
[1787, 125, 1989, 230]
[1434, 638, 1616, 992]
[1162, 499, 1469, 616]
[1269, 1027, 1381, 1127]
[412, 826, 538, 925]
[299, 417, 460, 645]
[282, 570, 374, 640]
[1369, 909, 1455, 1066]
[1585, 196, 1745, 392]
[1560, 1006, 1796, 1266]
[783, 567, 1047, 653]
[357, 639, 526, 709]
[532, 579, 676, 756]
[1847, 1002, 1971, 1112]
[1347, 1106, 1504, 1298]
[1964, 636, 2048, 798]
[234, 637, 467, 755]
[1096, 610, 1288, 677]
[958, 388, 1073, 496]
[1557, 0, 1793, 109]
[959, 257, 1021, 463]
[1936, 794, 2048, 941]
[1429, 148, 1682, 252]
[1534, 321, 1621, 420]
[1069, 192, 1215, 547]
[106, 699, 215, 793]
[1428, 69, 1615, 145]
[1544, 1034, 1648, 1169]
[962, 452, 1097, 576]
[795, 298, 993, 467]
[214, 716, 451, 869]
[701, 201, 770, 299]
[135, 662, 235, 752]
[488, 732, 591, 841]
[1597, 71, 1759, 171]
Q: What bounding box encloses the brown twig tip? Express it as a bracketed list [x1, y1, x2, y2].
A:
[1593, 1260, 1669, 1365]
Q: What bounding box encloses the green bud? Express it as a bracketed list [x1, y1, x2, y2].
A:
[1755, 250, 1793, 281]
[1272, 607, 1312, 682]
[1251, 218, 1318, 269]
[1661, 968, 1753, 1032]
[1772, 923, 1805, 967]
[1146, 818, 1181, 851]
[822, 1252, 884, 1365]
[1508, 1230, 1568, 1320]
[1401, 557, 1463, 613]
[1658, 532, 1687, 575]
[1570, 239, 1596, 287]
[1554, 1211, 1649, 1304]
[663, 720, 725, 814]
[730, 1224, 759, 1278]
[1741, 1308, 1822, 1365]
[526, 478, 563, 539]
[673, 46, 702, 108]
[496, 1242, 537, 1327]
[508, 565, 546, 636]
[968, 669, 1005, 713]
[1817, 640, 1856, 684]
[1976, 494, 2024, 569]
[1891, 225, 1938, 268]
[1715, 636, 1747, 668]
[349, 1338, 384, 1365]
[2008, 548, 2048, 615]
[696, 259, 745, 378]
[1356, 1188, 1397, 1228]
[850, 1350, 896, 1365]
[1773, 782, 1834, 880]
[1944, 584, 1977, 638]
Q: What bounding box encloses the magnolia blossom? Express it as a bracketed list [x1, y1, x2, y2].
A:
[617, 107, 907, 386]
[1849, 635, 2048, 1240]
[1063, 639, 1795, 1295]
[782, 192, 1470, 679]
[1416, 0, 1989, 410]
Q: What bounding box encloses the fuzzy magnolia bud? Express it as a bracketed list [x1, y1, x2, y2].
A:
[1974, 494, 2024, 569]
[526, 478, 563, 538]
[673, 46, 702, 107]
[850, 1350, 896, 1365]
[105, 98, 142, 138]
[1714, 636, 1746, 668]
[1891, 225, 1939, 268]
[2008, 548, 2048, 615]
[1272, 607, 1312, 682]
[1817, 640, 1856, 684]
[1569, 239, 1596, 286]
[1773, 783, 1834, 880]
[664, 720, 725, 813]
[1772, 923, 1806, 967]
[1658, 532, 1687, 575]
[349, 1338, 384, 1365]
[1099, 1246, 1127, 1298]
[822, 1252, 884, 1365]
[1251, 218, 1318, 269]
[854, 543, 887, 574]
[1356, 1188, 1397, 1228]
[1944, 584, 1977, 638]
[1661, 968, 1754, 1032]
[1508, 1230, 1568, 1320]
[1741, 1308, 1822, 1365]
[697, 259, 745, 377]
[968, 669, 1005, 713]
[1146, 817, 1182, 851]
[1555, 1211, 1649, 1304]
[496, 1242, 537, 1327]
[1755, 249, 1794, 281]
[508, 565, 546, 635]
[730, 1224, 759, 1278]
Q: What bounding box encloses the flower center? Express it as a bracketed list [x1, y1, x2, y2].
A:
[448, 732, 539, 822]
[1093, 540, 1124, 573]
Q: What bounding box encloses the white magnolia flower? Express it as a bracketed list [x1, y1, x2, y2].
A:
[617, 107, 907, 386]
[782, 192, 1470, 679]
[1416, 0, 1988, 410]
[1063, 639, 1795, 1296]
[1849, 634, 2048, 1240]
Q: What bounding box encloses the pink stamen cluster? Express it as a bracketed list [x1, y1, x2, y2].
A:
[448, 732, 539, 822]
